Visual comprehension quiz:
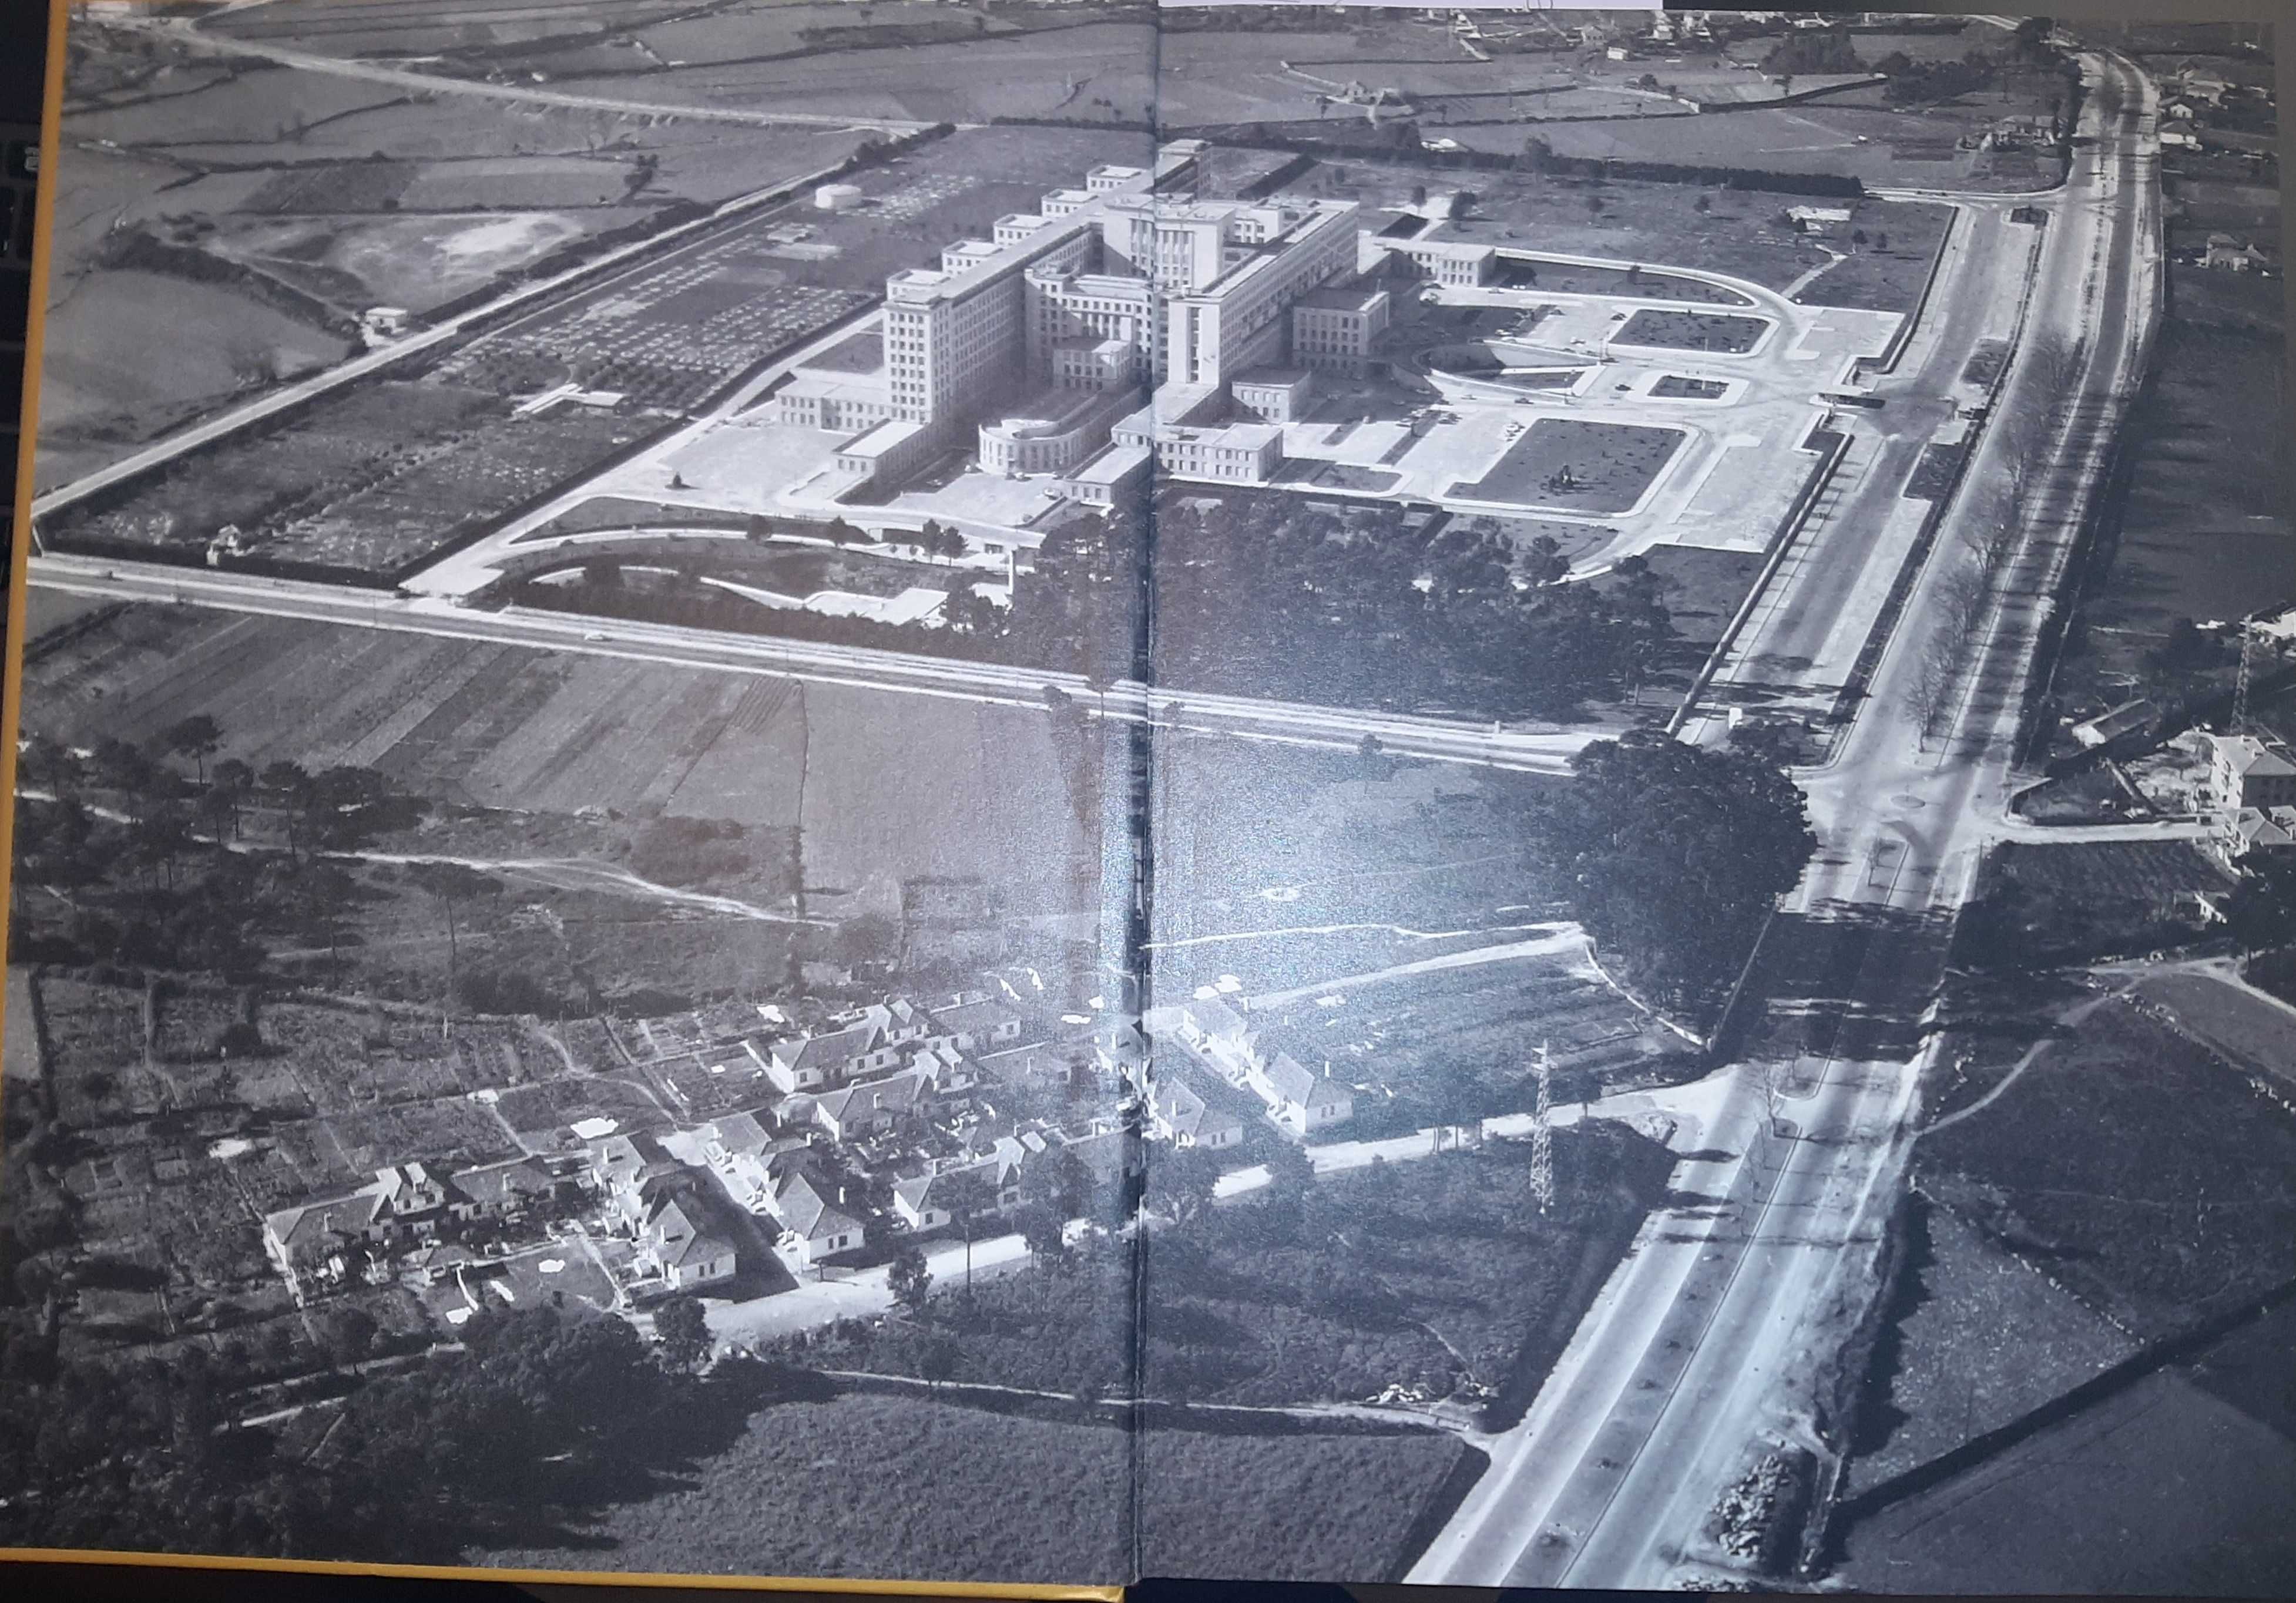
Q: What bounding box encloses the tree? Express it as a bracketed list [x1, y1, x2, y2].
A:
[1147, 1142, 1224, 1228]
[211, 758, 254, 839]
[1537, 730, 1816, 1010]
[407, 862, 503, 1023]
[887, 1244, 933, 1320]
[260, 761, 315, 864]
[293, 859, 359, 978]
[1018, 1202, 1068, 1279]
[918, 1335, 958, 1396]
[652, 1294, 711, 1372]
[162, 715, 221, 785]
[1694, 194, 1713, 215]
[321, 1306, 378, 1367]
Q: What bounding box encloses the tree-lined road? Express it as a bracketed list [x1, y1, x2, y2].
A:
[1413, 44, 2161, 1588]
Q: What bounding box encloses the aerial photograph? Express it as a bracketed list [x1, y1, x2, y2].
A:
[0, 0, 2290, 1592]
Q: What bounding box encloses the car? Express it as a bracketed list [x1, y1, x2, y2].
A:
[583, 631, 607, 642]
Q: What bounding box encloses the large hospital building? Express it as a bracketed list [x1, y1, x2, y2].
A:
[776, 140, 1400, 500]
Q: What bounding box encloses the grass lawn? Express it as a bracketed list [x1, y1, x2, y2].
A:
[2137, 969, 2296, 1096]
[481, 1389, 1478, 1584]
[1612, 309, 1770, 355]
[1450, 418, 1683, 514]
[1641, 543, 1764, 653]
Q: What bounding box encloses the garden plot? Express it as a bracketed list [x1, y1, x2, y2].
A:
[1450, 418, 1686, 516]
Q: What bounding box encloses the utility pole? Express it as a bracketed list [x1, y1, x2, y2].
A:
[2234, 621, 2258, 732]
[1529, 1040, 1555, 1214]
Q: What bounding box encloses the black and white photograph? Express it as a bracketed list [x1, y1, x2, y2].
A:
[0, 0, 2291, 1591]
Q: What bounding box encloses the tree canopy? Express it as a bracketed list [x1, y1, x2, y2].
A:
[1536, 731, 1815, 1009]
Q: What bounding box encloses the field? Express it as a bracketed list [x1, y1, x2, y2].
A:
[1839, 1353, 2296, 1595]
[43, 377, 683, 576]
[1914, 988, 2296, 1341]
[1146, 737, 1570, 999]
[1295, 157, 1837, 294]
[17, 602, 1095, 922]
[482, 1388, 1471, 1583]
[2046, 154, 2284, 740]
[1613, 309, 1770, 355]
[2134, 967, 2296, 1095]
[1450, 418, 1684, 513]
[1848, 1191, 2139, 1496]
[1792, 201, 1956, 314]
[41, 23, 872, 484]
[10, 972, 562, 1357]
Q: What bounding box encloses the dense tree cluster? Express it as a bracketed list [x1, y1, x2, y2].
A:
[1532, 731, 1816, 1009]
[1117, 496, 1670, 720]
[1761, 27, 1862, 77]
[12, 727, 426, 983]
[0, 1305, 697, 1560]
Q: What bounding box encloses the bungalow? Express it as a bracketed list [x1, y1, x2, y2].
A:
[1149, 996, 1259, 1078]
[909, 1039, 979, 1096]
[1148, 1076, 1243, 1150]
[2214, 805, 2296, 868]
[773, 1170, 867, 1268]
[811, 1068, 930, 1143]
[261, 1157, 552, 1298]
[448, 1157, 555, 1226]
[703, 1111, 778, 1202]
[929, 994, 1027, 1053]
[755, 998, 943, 1093]
[891, 1160, 1010, 1234]
[589, 1131, 677, 1194]
[1246, 1052, 1354, 1137]
[2206, 233, 2272, 271]
[2161, 119, 2203, 150]
[262, 1191, 394, 1295]
[637, 1195, 736, 1292]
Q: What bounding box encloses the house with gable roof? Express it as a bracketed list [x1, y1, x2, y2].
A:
[891, 1160, 1011, 1233]
[1244, 1051, 1354, 1137]
[636, 1195, 736, 1291]
[260, 1157, 561, 1299]
[929, 993, 1027, 1053]
[810, 1068, 931, 1143]
[772, 1168, 867, 1268]
[754, 997, 942, 1094]
[1148, 1074, 1243, 1150]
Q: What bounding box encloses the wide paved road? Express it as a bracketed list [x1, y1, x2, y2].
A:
[26, 553, 1606, 776]
[1413, 46, 2159, 1588]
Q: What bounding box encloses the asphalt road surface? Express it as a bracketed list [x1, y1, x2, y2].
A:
[26, 552, 1606, 775]
[1413, 44, 2161, 1588]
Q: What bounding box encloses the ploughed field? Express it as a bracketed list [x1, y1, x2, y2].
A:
[18, 603, 1096, 918]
